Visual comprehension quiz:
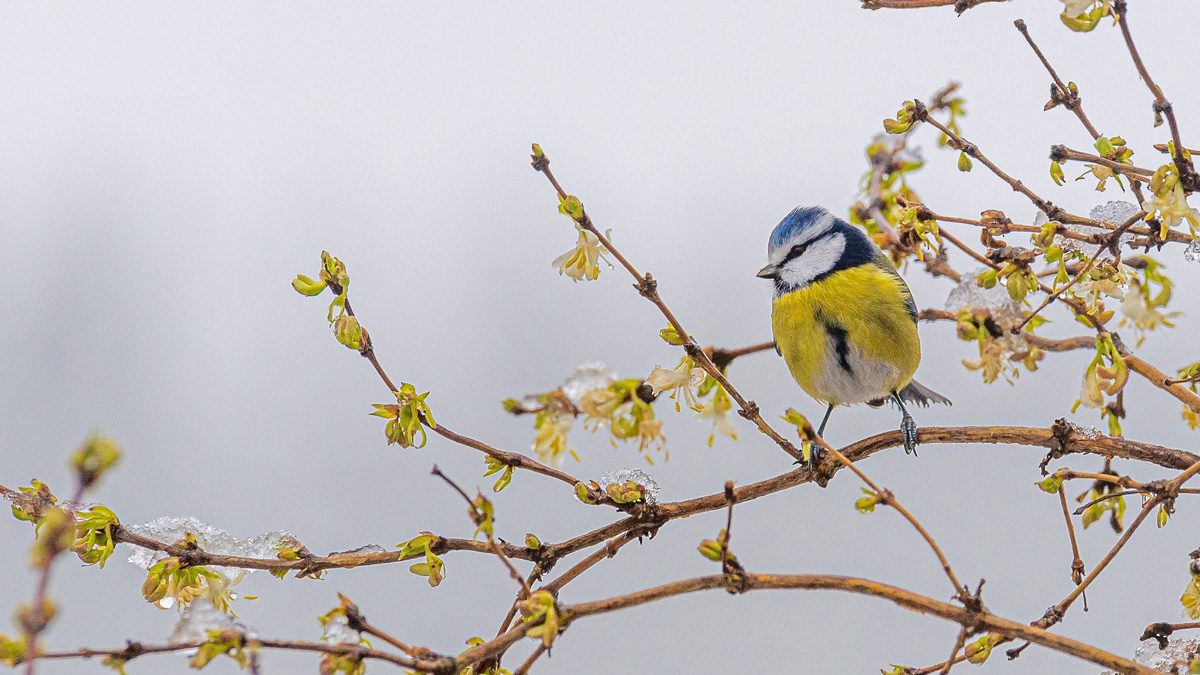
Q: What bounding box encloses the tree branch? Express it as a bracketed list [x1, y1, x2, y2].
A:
[558, 573, 1151, 674]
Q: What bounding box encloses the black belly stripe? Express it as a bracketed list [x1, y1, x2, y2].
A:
[823, 322, 854, 375]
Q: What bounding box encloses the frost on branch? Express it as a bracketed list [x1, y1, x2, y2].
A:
[169, 599, 252, 645]
[561, 362, 617, 405]
[599, 468, 660, 505]
[1185, 239, 1200, 263]
[125, 516, 301, 579]
[946, 269, 1041, 384]
[1102, 636, 1200, 673]
[321, 616, 361, 645]
[1042, 201, 1138, 255]
[945, 269, 1022, 324]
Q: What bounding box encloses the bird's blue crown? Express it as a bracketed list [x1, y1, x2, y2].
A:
[768, 206, 836, 253]
[763, 206, 877, 293]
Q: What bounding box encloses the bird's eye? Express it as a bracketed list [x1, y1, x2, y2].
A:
[788, 243, 808, 259]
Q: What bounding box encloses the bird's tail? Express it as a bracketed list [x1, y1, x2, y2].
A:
[895, 379, 952, 407]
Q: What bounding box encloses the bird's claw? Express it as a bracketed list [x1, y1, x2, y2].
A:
[900, 414, 919, 456]
[792, 444, 824, 471]
[807, 444, 823, 471]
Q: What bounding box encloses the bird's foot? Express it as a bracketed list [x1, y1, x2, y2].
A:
[792, 444, 829, 487]
[793, 443, 824, 472]
[900, 414, 919, 456]
[807, 443, 823, 471]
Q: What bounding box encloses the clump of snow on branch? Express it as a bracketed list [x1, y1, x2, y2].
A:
[169, 599, 253, 644]
[599, 468, 660, 504]
[945, 268, 1022, 325]
[322, 615, 362, 645]
[124, 516, 300, 579]
[561, 362, 617, 405]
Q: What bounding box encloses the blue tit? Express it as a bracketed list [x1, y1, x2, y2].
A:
[756, 206, 950, 465]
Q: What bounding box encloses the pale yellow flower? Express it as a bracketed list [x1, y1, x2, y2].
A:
[1182, 575, 1200, 619]
[962, 339, 1008, 384]
[636, 416, 666, 455]
[552, 226, 613, 282]
[1143, 169, 1200, 235]
[645, 358, 705, 412]
[1183, 404, 1200, 431]
[1120, 279, 1179, 332]
[698, 388, 737, 447]
[577, 387, 623, 431]
[532, 414, 573, 466]
[1060, 0, 1094, 16]
[1078, 366, 1106, 409]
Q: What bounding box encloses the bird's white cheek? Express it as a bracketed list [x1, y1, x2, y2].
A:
[776, 235, 847, 289]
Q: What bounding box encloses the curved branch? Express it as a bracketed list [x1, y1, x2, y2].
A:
[542, 424, 1199, 562]
[22, 423, 1178, 582]
[112, 526, 535, 573]
[1122, 350, 1200, 414]
[861, 0, 1006, 11]
[557, 573, 1151, 674]
[34, 637, 442, 672]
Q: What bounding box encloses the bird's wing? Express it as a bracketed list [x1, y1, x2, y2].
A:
[869, 251, 918, 324]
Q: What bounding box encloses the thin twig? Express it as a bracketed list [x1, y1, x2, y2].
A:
[1013, 19, 1101, 138]
[1053, 145, 1154, 178]
[35, 638, 440, 671]
[1043, 497, 1160, 625]
[1072, 488, 1144, 516]
[939, 627, 969, 675]
[1114, 0, 1197, 191]
[916, 101, 1103, 228]
[861, 0, 1006, 10]
[23, 482, 86, 675]
[531, 147, 806, 465]
[1057, 489, 1088, 611]
[431, 465, 532, 596]
[513, 644, 548, 675]
[338, 297, 584, 489]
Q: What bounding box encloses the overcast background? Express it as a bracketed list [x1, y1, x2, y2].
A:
[3, 2, 1200, 673]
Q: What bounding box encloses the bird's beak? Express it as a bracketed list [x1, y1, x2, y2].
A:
[756, 264, 779, 279]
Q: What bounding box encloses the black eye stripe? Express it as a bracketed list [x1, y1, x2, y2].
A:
[783, 231, 830, 263]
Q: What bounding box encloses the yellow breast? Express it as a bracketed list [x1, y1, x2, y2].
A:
[771, 263, 921, 405]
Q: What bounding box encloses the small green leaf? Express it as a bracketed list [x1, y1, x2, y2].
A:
[965, 635, 993, 665]
[291, 274, 328, 296]
[1050, 160, 1065, 186]
[1036, 475, 1063, 494]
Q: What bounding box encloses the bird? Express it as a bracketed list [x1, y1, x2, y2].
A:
[756, 206, 950, 466]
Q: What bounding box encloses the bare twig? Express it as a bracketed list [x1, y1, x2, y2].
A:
[1057, 488, 1088, 611]
[335, 296, 584, 490]
[34, 637, 443, 672]
[531, 146, 807, 465]
[1113, 0, 1197, 191]
[553, 574, 1151, 674]
[22, 481, 86, 675]
[861, 0, 1006, 11]
[939, 628, 969, 674]
[513, 644, 548, 675]
[1052, 145, 1154, 179]
[431, 465, 531, 596]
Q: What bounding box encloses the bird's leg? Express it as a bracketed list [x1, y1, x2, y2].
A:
[817, 404, 834, 437]
[892, 393, 918, 456]
[805, 403, 834, 469]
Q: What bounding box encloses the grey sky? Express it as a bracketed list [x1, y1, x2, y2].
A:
[3, 2, 1200, 673]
